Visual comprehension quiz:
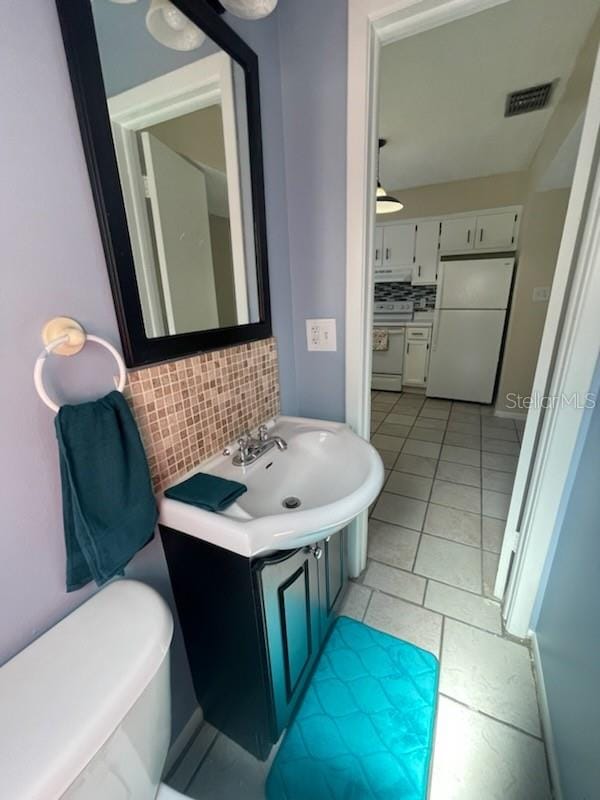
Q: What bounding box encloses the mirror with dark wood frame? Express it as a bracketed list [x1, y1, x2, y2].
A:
[55, 0, 271, 367]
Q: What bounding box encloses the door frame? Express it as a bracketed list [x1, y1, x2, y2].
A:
[345, 0, 600, 637]
[108, 53, 250, 336]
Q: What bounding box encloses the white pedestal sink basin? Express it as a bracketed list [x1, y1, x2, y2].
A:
[158, 416, 384, 557]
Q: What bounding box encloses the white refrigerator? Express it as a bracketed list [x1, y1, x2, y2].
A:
[427, 256, 515, 404]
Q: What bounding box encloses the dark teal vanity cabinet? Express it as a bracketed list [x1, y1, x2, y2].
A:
[160, 526, 348, 759]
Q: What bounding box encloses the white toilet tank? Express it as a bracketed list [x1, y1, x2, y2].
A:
[0, 580, 174, 800]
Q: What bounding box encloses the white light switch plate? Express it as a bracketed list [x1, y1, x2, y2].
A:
[306, 319, 337, 351]
[532, 286, 551, 303]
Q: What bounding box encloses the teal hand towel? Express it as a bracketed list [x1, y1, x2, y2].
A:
[55, 390, 157, 592]
[164, 472, 247, 512]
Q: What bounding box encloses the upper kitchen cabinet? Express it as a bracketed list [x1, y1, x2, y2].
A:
[374, 226, 384, 267]
[474, 210, 520, 251]
[413, 220, 440, 285]
[382, 223, 417, 267]
[439, 216, 476, 253]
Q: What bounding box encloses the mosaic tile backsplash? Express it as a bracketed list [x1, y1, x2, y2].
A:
[124, 338, 279, 492]
[374, 282, 437, 309]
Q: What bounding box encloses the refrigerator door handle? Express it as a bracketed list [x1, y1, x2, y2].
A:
[432, 311, 440, 352]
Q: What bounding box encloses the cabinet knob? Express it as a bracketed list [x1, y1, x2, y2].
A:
[310, 544, 323, 560]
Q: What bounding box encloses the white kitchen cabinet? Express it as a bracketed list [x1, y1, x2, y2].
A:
[413, 220, 440, 285]
[404, 327, 431, 387]
[374, 226, 384, 267]
[474, 211, 519, 251]
[439, 217, 476, 253]
[382, 223, 417, 267]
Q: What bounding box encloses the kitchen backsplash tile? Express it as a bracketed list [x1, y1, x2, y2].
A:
[124, 338, 280, 492]
[375, 282, 437, 310]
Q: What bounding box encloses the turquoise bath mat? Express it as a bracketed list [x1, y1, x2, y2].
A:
[266, 616, 439, 800]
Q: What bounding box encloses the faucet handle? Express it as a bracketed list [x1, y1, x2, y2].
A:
[257, 424, 269, 442]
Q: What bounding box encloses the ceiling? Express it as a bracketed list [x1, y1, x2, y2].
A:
[378, 0, 600, 190]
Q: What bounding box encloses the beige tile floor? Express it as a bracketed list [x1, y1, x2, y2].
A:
[184, 391, 552, 799]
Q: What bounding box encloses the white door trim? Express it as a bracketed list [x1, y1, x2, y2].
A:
[345, 0, 513, 577]
[345, 0, 600, 637]
[107, 53, 249, 336]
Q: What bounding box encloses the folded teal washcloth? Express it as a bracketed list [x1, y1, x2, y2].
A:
[55, 390, 157, 592]
[164, 472, 247, 512]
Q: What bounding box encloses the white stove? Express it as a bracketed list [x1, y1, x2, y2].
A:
[373, 300, 414, 326]
[372, 301, 414, 392]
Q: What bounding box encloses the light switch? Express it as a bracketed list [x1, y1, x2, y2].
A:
[532, 286, 551, 303]
[306, 319, 337, 351]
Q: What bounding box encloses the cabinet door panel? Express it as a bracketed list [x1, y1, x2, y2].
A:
[475, 211, 518, 250]
[383, 224, 416, 266]
[318, 529, 348, 639]
[413, 220, 440, 284]
[404, 340, 430, 386]
[440, 217, 476, 253]
[257, 548, 320, 736]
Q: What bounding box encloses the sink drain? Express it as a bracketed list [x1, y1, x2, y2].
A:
[282, 496, 301, 509]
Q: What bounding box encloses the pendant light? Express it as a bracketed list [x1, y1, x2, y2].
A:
[146, 0, 206, 51]
[219, 0, 278, 20]
[376, 138, 403, 215]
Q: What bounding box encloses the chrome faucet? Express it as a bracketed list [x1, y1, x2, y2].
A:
[232, 425, 287, 467]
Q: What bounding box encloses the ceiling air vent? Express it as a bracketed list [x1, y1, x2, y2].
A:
[505, 82, 555, 117]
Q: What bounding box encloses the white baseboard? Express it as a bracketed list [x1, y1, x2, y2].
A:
[493, 407, 528, 420]
[530, 631, 563, 800]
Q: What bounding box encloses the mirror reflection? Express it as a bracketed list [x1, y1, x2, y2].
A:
[91, 0, 259, 337]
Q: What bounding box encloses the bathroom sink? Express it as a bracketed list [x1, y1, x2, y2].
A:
[158, 416, 384, 557]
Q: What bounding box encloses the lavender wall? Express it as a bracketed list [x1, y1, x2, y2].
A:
[0, 0, 295, 739]
[278, 0, 349, 421]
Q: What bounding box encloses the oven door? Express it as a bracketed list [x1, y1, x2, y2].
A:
[372, 327, 405, 391]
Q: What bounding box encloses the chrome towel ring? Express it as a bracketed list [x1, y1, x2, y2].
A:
[33, 317, 127, 413]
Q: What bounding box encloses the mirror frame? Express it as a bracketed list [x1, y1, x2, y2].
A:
[55, 0, 272, 367]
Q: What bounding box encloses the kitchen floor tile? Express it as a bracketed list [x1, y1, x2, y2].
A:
[402, 439, 442, 459]
[371, 410, 386, 424]
[372, 491, 427, 531]
[446, 420, 481, 436]
[440, 620, 541, 736]
[482, 468, 514, 493]
[367, 519, 420, 570]
[371, 397, 397, 411]
[483, 516, 505, 554]
[364, 591, 442, 655]
[452, 402, 481, 414]
[449, 411, 481, 424]
[482, 438, 520, 456]
[430, 697, 551, 800]
[409, 426, 445, 443]
[363, 561, 426, 604]
[418, 407, 450, 420]
[441, 445, 481, 467]
[482, 489, 511, 520]
[378, 422, 412, 438]
[385, 471, 433, 501]
[411, 416, 447, 430]
[430, 480, 481, 514]
[435, 461, 481, 488]
[480, 425, 518, 441]
[423, 504, 481, 547]
[340, 582, 372, 621]
[394, 452, 438, 478]
[414, 535, 482, 593]
[375, 449, 398, 469]
[444, 432, 481, 450]
[482, 452, 518, 473]
[385, 412, 418, 426]
[482, 416, 516, 430]
[425, 581, 502, 634]
[371, 433, 405, 453]
[483, 551, 500, 596]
